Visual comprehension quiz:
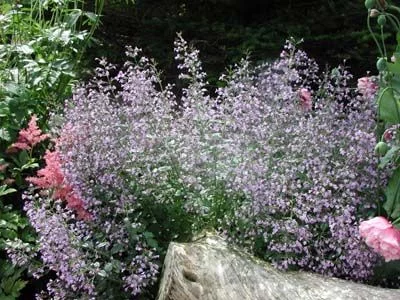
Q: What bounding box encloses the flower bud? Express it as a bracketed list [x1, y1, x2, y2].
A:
[378, 15, 386, 26]
[377, 58, 387, 72]
[383, 130, 393, 142]
[375, 141, 390, 156]
[370, 9, 380, 17]
[365, 0, 376, 9]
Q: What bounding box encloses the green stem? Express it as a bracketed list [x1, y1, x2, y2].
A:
[388, 5, 400, 15]
[386, 13, 400, 31]
[381, 25, 387, 59]
[368, 14, 384, 57]
[75, 0, 104, 68]
[393, 216, 400, 225]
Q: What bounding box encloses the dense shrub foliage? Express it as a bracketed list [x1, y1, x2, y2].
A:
[0, 0, 103, 296]
[15, 36, 387, 298]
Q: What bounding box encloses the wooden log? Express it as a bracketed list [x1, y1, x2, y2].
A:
[157, 234, 400, 300]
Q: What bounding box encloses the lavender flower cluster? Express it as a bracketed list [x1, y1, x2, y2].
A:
[24, 35, 384, 297]
[211, 42, 381, 280]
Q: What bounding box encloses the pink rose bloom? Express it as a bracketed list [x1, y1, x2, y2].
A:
[298, 88, 312, 111]
[357, 77, 378, 98]
[359, 216, 400, 262]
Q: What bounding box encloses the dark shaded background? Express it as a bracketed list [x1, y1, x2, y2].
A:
[90, 0, 379, 87]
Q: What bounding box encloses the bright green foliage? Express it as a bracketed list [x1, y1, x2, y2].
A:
[0, 0, 104, 297]
[0, 201, 36, 299]
[0, 0, 103, 145]
[367, 2, 400, 226]
[0, 261, 26, 300]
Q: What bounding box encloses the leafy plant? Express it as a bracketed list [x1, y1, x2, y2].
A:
[0, 0, 105, 297]
[17, 34, 387, 298]
[365, 0, 400, 225]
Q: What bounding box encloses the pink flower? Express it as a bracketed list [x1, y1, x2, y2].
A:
[298, 88, 312, 111]
[357, 77, 378, 98]
[359, 217, 400, 262]
[27, 150, 90, 220]
[7, 115, 49, 152]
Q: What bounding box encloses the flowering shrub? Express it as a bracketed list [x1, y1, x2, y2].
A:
[20, 35, 387, 297]
[220, 43, 382, 281]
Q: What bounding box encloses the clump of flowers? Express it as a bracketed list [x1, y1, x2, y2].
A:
[20, 36, 386, 298]
[27, 150, 89, 219]
[7, 115, 49, 153]
[218, 43, 382, 281]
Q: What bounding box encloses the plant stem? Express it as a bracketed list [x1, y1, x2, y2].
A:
[367, 14, 384, 57]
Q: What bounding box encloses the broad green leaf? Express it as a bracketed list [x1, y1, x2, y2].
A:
[378, 88, 400, 125]
[387, 61, 400, 74]
[384, 168, 400, 219]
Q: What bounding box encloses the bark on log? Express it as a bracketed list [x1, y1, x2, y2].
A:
[157, 234, 400, 300]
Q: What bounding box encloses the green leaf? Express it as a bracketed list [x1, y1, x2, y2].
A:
[97, 270, 107, 277]
[387, 60, 400, 74]
[110, 243, 124, 255]
[11, 279, 26, 295]
[1, 229, 17, 240]
[0, 268, 26, 295]
[384, 168, 400, 219]
[15, 44, 34, 55]
[20, 162, 39, 171]
[18, 151, 29, 165]
[104, 263, 113, 272]
[378, 88, 400, 125]
[0, 102, 10, 117]
[84, 12, 98, 24]
[0, 129, 11, 142]
[0, 185, 17, 197]
[65, 9, 82, 28]
[143, 231, 158, 249]
[379, 146, 400, 168]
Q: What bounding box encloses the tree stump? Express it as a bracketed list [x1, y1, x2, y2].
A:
[157, 234, 400, 300]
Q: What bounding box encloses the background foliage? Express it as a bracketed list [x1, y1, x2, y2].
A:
[93, 0, 376, 88]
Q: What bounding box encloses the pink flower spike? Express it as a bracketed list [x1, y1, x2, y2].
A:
[27, 149, 90, 220]
[298, 88, 312, 111]
[8, 115, 49, 152]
